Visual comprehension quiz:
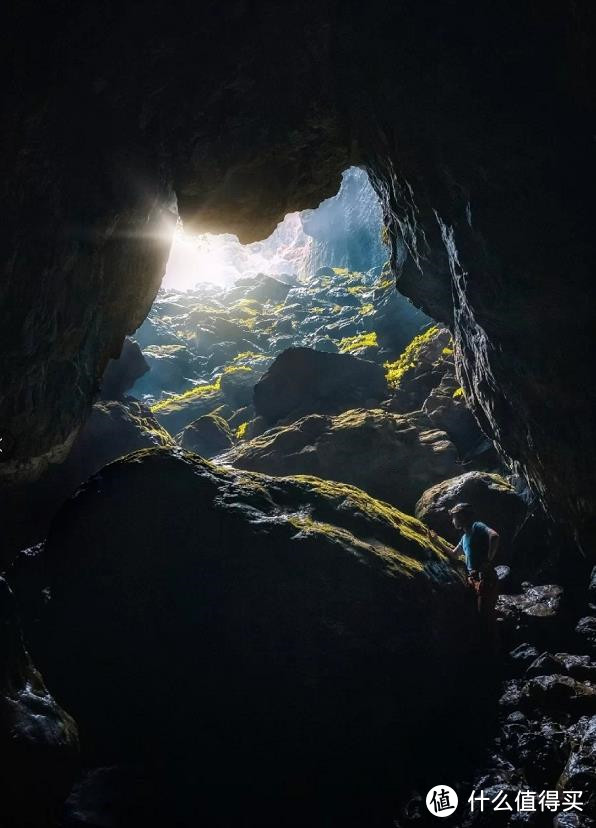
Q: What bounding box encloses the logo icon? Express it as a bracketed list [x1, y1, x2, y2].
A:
[426, 785, 458, 818]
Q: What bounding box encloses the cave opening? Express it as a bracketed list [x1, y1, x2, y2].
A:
[131, 166, 431, 415]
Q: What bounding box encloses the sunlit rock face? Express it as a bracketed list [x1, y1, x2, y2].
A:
[17, 448, 476, 821]
[3, 2, 596, 540]
[300, 167, 386, 273]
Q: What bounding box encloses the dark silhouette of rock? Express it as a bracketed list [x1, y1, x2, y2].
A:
[0, 578, 79, 826]
[64, 401, 175, 484]
[132, 344, 198, 398]
[177, 414, 232, 457]
[523, 675, 596, 714]
[498, 584, 566, 651]
[218, 408, 460, 513]
[526, 653, 596, 683]
[254, 347, 388, 424]
[21, 448, 477, 820]
[415, 471, 526, 549]
[100, 338, 149, 401]
[575, 617, 596, 657]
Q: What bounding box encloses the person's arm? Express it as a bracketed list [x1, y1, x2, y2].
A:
[447, 539, 463, 561]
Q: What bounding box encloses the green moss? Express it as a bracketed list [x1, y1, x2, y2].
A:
[286, 474, 453, 574]
[222, 364, 252, 375]
[442, 346, 454, 356]
[453, 386, 464, 399]
[338, 331, 379, 353]
[235, 421, 249, 439]
[359, 303, 374, 316]
[384, 325, 440, 388]
[150, 376, 221, 413]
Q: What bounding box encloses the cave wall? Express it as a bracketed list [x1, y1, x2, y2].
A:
[2, 1, 595, 542]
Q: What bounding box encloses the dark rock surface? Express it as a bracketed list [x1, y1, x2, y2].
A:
[0, 577, 79, 826]
[2, 400, 175, 561]
[254, 347, 388, 424]
[18, 448, 478, 822]
[177, 413, 233, 457]
[218, 407, 460, 513]
[415, 471, 526, 548]
[99, 338, 149, 401]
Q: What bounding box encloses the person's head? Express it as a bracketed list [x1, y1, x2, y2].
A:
[449, 502, 474, 531]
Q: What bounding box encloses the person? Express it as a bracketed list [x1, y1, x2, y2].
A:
[447, 502, 500, 652]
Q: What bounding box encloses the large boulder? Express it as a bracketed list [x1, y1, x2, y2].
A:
[415, 471, 526, 548]
[100, 338, 149, 401]
[253, 346, 388, 424]
[0, 578, 79, 826]
[63, 400, 175, 486]
[133, 344, 197, 396]
[218, 408, 460, 513]
[1, 401, 176, 561]
[19, 448, 477, 820]
[177, 413, 233, 457]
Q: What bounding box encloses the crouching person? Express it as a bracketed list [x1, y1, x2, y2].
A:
[447, 502, 500, 654]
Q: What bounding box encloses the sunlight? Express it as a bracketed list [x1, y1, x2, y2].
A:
[162, 229, 235, 290]
[162, 212, 310, 291]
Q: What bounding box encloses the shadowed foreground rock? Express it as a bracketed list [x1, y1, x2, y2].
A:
[0, 578, 79, 827]
[21, 448, 478, 824]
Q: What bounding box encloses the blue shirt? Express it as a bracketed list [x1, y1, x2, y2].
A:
[461, 521, 491, 571]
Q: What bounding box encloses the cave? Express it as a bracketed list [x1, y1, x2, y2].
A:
[2, 3, 596, 826]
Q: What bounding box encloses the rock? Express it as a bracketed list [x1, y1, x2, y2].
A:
[253, 347, 388, 424]
[177, 414, 233, 457]
[133, 317, 185, 349]
[100, 338, 149, 401]
[245, 274, 292, 303]
[218, 408, 460, 513]
[1, 401, 176, 561]
[576, 617, 596, 657]
[526, 653, 596, 683]
[0, 577, 79, 825]
[64, 400, 175, 486]
[422, 375, 490, 459]
[499, 679, 526, 710]
[243, 416, 268, 440]
[497, 585, 565, 649]
[219, 366, 257, 407]
[415, 471, 526, 548]
[509, 643, 541, 676]
[589, 566, 596, 611]
[22, 448, 477, 812]
[151, 386, 224, 435]
[515, 721, 569, 789]
[523, 675, 596, 714]
[558, 716, 596, 818]
[133, 344, 196, 396]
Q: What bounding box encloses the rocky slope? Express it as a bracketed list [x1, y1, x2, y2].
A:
[12, 447, 479, 825]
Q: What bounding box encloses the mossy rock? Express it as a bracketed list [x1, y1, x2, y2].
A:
[218, 407, 460, 513]
[23, 448, 478, 812]
[177, 413, 233, 457]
